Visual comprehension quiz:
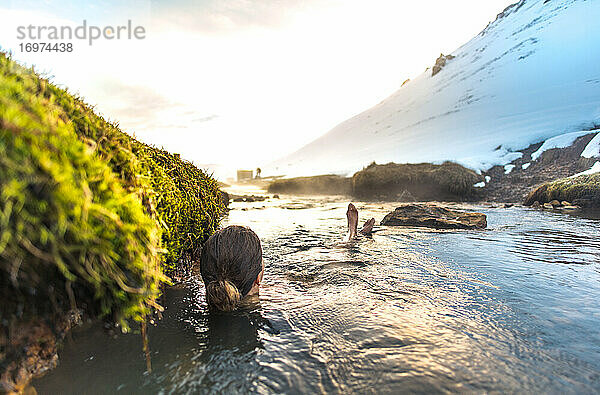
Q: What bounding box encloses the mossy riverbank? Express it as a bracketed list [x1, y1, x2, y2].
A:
[352, 162, 483, 201]
[0, 52, 225, 391]
[524, 173, 600, 208]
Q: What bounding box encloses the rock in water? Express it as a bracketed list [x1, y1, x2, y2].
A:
[380, 203, 487, 229]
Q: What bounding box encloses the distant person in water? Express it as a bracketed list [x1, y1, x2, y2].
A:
[200, 205, 374, 311]
[345, 203, 375, 241]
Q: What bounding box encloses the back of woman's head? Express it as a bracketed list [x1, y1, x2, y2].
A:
[200, 225, 263, 312]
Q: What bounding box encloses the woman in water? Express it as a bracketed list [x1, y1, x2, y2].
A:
[200, 225, 264, 312]
[200, 204, 374, 311]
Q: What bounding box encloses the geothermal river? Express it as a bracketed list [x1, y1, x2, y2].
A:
[34, 192, 600, 394]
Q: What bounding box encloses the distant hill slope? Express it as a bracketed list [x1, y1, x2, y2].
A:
[266, 0, 600, 177]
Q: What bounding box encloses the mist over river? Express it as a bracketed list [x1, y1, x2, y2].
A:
[34, 193, 600, 394]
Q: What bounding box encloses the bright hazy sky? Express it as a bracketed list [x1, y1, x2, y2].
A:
[1, 0, 514, 179]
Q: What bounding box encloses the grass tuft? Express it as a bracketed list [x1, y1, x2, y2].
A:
[352, 161, 483, 201]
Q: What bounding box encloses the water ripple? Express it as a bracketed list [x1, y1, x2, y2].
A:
[34, 199, 600, 394]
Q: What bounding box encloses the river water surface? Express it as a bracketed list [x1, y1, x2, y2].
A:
[34, 192, 600, 394]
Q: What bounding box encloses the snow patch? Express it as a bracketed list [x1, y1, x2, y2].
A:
[531, 131, 593, 161]
[485, 176, 491, 183]
[474, 181, 486, 188]
[502, 152, 523, 164]
[522, 162, 531, 170]
[504, 164, 516, 174]
[571, 161, 600, 177]
[581, 132, 600, 158]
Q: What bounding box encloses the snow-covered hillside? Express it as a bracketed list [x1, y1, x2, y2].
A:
[265, 0, 600, 177]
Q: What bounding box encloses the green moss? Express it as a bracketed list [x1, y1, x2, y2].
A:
[136, 146, 222, 270]
[0, 58, 164, 327]
[352, 161, 483, 201]
[0, 52, 224, 328]
[524, 173, 600, 207]
[267, 175, 352, 195]
[34, 64, 223, 270]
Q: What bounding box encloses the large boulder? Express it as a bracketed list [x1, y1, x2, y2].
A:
[381, 203, 487, 229]
[431, 53, 455, 76]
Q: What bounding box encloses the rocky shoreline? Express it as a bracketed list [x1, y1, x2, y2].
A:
[482, 131, 598, 203]
[0, 311, 82, 393]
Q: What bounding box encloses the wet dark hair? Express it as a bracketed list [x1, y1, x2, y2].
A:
[200, 225, 263, 311]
